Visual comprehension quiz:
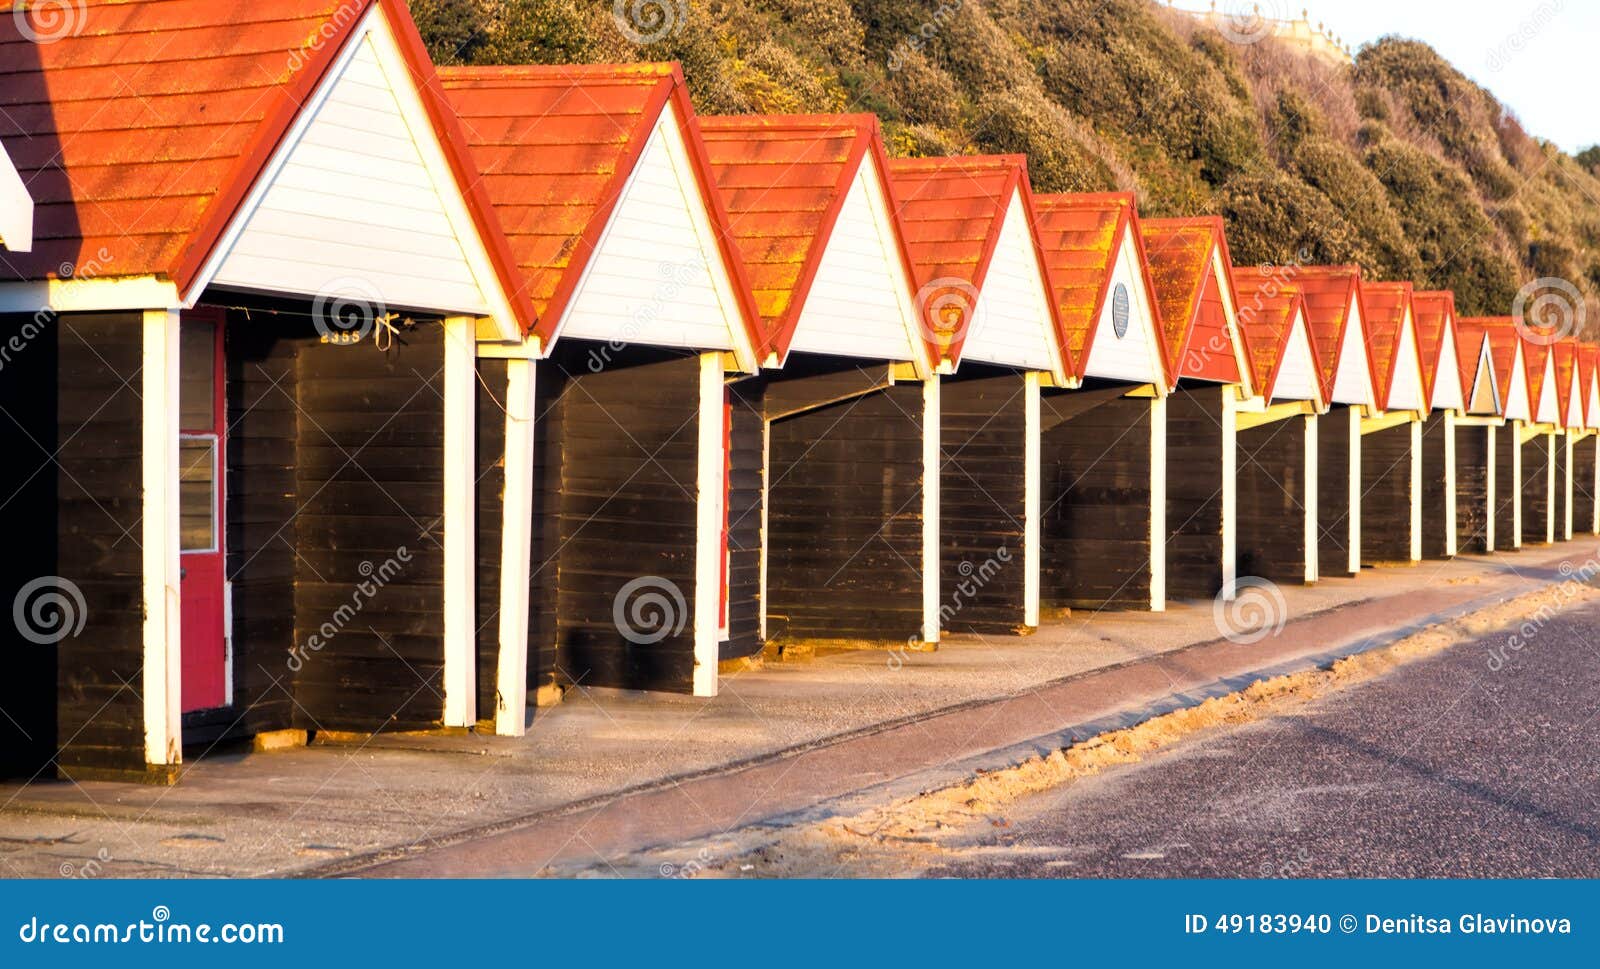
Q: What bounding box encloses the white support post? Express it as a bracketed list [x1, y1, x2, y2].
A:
[1443, 411, 1457, 558]
[1303, 414, 1318, 583]
[142, 309, 183, 769]
[1592, 434, 1599, 536]
[758, 418, 771, 641]
[1512, 420, 1523, 549]
[1563, 432, 1575, 542]
[692, 352, 725, 697]
[1221, 390, 1238, 600]
[921, 376, 942, 643]
[1149, 395, 1167, 612]
[1347, 407, 1361, 575]
[1023, 372, 1041, 629]
[1409, 417, 1423, 562]
[1485, 423, 1496, 553]
[442, 317, 476, 727]
[1546, 431, 1557, 545]
[494, 357, 536, 737]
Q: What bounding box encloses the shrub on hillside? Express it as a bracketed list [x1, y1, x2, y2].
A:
[1217, 168, 1365, 269]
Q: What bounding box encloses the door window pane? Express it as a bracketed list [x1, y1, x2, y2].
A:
[180, 322, 215, 430]
[180, 437, 216, 552]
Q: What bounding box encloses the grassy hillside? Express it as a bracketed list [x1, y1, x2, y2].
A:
[414, 0, 1600, 326]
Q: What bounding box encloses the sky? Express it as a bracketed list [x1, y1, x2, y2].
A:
[1174, 0, 1595, 153]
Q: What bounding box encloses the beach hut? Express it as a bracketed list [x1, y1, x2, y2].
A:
[0, 139, 30, 251]
[1295, 267, 1379, 577]
[1142, 218, 1255, 602]
[1460, 318, 1534, 551]
[1032, 194, 1175, 612]
[1411, 291, 1471, 558]
[699, 114, 941, 654]
[1520, 335, 1561, 546]
[1449, 317, 1506, 553]
[1357, 282, 1428, 565]
[1551, 339, 1587, 542]
[887, 155, 1073, 635]
[0, 0, 537, 780]
[441, 63, 765, 713]
[1578, 346, 1600, 535]
[1230, 274, 1327, 584]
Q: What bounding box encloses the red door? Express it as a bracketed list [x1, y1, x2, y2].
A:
[179, 308, 227, 712]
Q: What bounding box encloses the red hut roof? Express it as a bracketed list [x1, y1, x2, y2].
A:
[1141, 216, 1243, 389]
[1030, 192, 1172, 386]
[1552, 339, 1580, 427]
[1291, 266, 1372, 406]
[1523, 335, 1552, 421]
[697, 113, 928, 366]
[0, 0, 533, 330]
[1230, 272, 1318, 403]
[885, 154, 1067, 372]
[1360, 281, 1418, 411]
[1580, 346, 1600, 427]
[1411, 290, 1461, 406]
[1457, 317, 1519, 415]
[440, 62, 759, 351]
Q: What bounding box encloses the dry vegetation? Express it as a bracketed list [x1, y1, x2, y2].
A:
[414, 0, 1600, 325]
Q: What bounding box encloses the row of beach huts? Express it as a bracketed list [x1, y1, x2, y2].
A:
[0, 0, 1593, 782]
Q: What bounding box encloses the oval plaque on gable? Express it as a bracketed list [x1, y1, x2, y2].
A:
[1112, 283, 1130, 339]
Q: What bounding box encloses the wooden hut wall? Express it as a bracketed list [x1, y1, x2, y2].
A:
[1165, 386, 1230, 600]
[474, 358, 508, 722]
[1236, 416, 1312, 583]
[1521, 432, 1553, 546]
[1455, 424, 1492, 554]
[1492, 423, 1521, 551]
[1360, 422, 1415, 564]
[527, 362, 565, 695]
[1556, 434, 1573, 542]
[0, 313, 145, 777]
[723, 380, 765, 661]
[1040, 391, 1156, 610]
[1420, 412, 1455, 559]
[766, 380, 928, 643]
[1576, 434, 1599, 535]
[939, 370, 1029, 634]
[289, 321, 448, 732]
[534, 344, 704, 693]
[1317, 406, 1359, 577]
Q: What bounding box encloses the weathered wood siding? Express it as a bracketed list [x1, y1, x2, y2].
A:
[767, 382, 927, 642]
[1493, 424, 1521, 551]
[723, 380, 765, 660]
[1521, 433, 1553, 546]
[540, 346, 702, 692]
[1555, 434, 1571, 540]
[1317, 407, 1356, 576]
[1040, 390, 1152, 610]
[474, 358, 508, 722]
[291, 322, 447, 732]
[1360, 422, 1414, 564]
[1165, 386, 1227, 600]
[1236, 417, 1310, 583]
[939, 371, 1027, 634]
[1576, 435, 1598, 535]
[1420, 412, 1453, 559]
[1456, 424, 1491, 553]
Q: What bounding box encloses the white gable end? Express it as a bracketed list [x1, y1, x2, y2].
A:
[210, 18, 503, 321]
[558, 102, 749, 364]
[789, 154, 920, 364]
[1431, 328, 1464, 412]
[1506, 344, 1531, 421]
[962, 190, 1063, 380]
[1588, 377, 1599, 429]
[1083, 224, 1162, 386]
[0, 140, 30, 252]
[1384, 313, 1426, 411]
[1272, 311, 1321, 403]
[1330, 299, 1375, 407]
[1567, 367, 1584, 428]
[1536, 356, 1560, 423]
[1467, 340, 1498, 415]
